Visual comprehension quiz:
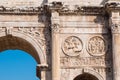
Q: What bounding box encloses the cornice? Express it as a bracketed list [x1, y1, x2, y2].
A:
[59, 6, 105, 15]
[0, 1, 120, 15]
[47, 2, 105, 15]
[47, 1, 120, 15]
[0, 6, 43, 15]
[105, 1, 120, 11]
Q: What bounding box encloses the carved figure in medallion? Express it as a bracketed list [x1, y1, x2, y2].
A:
[87, 36, 107, 56]
[62, 36, 83, 56]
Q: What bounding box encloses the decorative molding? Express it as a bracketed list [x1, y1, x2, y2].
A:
[59, 6, 105, 15]
[17, 27, 45, 46]
[5, 27, 13, 35]
[0, 27, 49, 54]
[47, 1, 120, 15]
[87, 36, 107, 56]
[59, 28, 108, 34]
[0, 6, 43, 14]
[111, 23, 119, 33]
[60, 22, 105, 28]
[36, 64, 48, 79]
[111, 23, 120, 34]
[62, 36, 83, 57]
[48, 2, 105, 15]
[0, 27, 47, 51]
[82, 68, 104, 80]
[51, 23, 60, 33]
[105, 1, 120, 11]
[37, 64, 48, 71]
[0, 22, 45, 27]
[0, 27, 47, 65]
[1, 1, 120, 15]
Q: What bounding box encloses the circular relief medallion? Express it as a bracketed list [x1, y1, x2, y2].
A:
[87, 36, 107, 56]
[62, 36, 83, 56]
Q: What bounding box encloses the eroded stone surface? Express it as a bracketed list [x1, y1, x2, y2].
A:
[0, 0, 120, 80]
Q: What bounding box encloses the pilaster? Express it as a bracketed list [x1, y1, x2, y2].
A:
[50, 7, 60, 80]
[106, 1, 120, 80]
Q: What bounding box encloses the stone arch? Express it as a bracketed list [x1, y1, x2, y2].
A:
[74, 73, 99, 80]
[83, 68, 104, 80]
[0, 31, 47, 65]
[73, 68, 104, 80]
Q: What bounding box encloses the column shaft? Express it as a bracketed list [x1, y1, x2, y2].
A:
[51, 11, 60, 80]
[51, 32, 60, 80]
[110, 11, 120, 80]
[112, 33, 120, 80]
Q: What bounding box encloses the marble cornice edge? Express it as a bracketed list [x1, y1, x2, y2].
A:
[0, 6, 43, 15]
[46, 1, 120, 15]
[105, 1, 120, 11]
[46, 2, 105, 15]
[0, 1, 120, 15]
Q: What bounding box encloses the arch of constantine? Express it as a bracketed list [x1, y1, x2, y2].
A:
[1, 0, 120, 80]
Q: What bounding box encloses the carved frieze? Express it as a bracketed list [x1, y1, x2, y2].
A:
[60, 56, 110, 68]
[87, 36, 107, 56]
[62, 36, 83, 56]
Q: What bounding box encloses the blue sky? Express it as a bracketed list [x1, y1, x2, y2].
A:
[0, 50, 39, 80]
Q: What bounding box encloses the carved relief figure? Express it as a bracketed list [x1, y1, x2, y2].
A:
[87, 36, 107, 56]
[60, 57, 108, 68]
[62, 36, 82, 56]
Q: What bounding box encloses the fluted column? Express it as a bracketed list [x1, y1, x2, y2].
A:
[110, 11, 120, 80]
[51, 11, 60, 80]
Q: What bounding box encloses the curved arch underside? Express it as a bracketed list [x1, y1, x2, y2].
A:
[74, 73, 99, 80]
[0, 35, 40, 63]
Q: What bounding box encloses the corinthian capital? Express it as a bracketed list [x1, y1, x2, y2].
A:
[111, 23, 119, 33]
[51, 23, 60, 33]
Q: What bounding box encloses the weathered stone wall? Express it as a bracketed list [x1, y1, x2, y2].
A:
[59, 14, 112, 80]
[1, 0, 120, 80]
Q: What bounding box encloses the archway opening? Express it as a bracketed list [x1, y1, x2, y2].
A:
[0, 35, 44, 79]
[74, 73, 99, 80]
[0, 35, 41, 63]
[0, 49, 39, 80]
